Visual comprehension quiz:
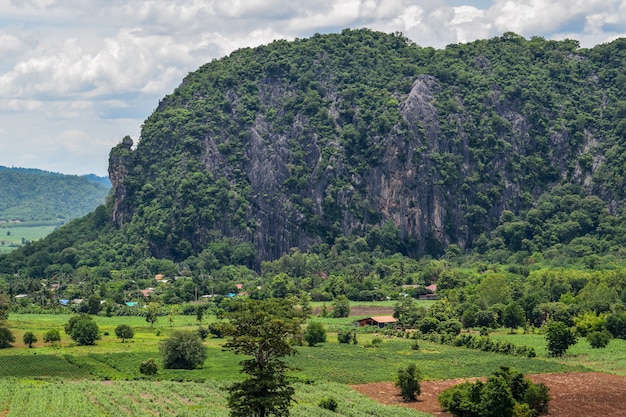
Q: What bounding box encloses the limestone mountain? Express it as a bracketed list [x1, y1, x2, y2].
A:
[3, 29, 626, 276]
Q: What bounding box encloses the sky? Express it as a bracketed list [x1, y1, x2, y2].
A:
[0, 0, 624, 177]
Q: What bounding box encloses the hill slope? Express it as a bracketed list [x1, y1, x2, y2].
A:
[0, 167, 110, 223]
[3, 29, 626, 277]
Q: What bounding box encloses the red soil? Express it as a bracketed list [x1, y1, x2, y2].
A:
[352, 372, 626, 416]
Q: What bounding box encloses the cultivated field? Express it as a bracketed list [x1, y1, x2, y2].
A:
[0, 312, 625, 416]
[0, 223, 58, 254]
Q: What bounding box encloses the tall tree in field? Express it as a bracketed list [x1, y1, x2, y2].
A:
[222, 298, 307, 417]
[545, 320, 577, 357]
[145, 302, 160, 328]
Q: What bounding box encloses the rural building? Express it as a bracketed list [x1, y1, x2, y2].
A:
[356, 316, 398, 328]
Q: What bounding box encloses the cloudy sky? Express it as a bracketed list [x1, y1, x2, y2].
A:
[1, 0, 624, 176]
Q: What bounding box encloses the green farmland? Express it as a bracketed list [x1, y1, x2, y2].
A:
[0, 313, 596, 417]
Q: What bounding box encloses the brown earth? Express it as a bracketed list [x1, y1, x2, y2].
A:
[352, 372, 626, 416]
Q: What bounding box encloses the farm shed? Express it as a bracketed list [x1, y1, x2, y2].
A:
[356, 316, 398, 328]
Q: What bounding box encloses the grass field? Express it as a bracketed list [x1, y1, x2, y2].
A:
[490, 330, 626, 376]
[0, 223, 58, 254]
[0, 313, 612, 416]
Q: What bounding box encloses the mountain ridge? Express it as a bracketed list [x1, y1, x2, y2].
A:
[3, 29, 626, 276]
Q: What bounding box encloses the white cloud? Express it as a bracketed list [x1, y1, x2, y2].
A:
[488, 0, 616, 36]
[0, 0, 623, 175]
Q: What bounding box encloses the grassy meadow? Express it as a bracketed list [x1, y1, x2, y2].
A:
[0, 312, 613, 416]
[0, 223, 59, 254]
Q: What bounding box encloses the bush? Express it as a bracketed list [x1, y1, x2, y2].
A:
[337, 330, 353, 344]
[605, 312, 626, 339]
[318, 397, 338, 412]
[115, 324, 134, 342]
[0, 326, 15, 348]
[208, 322, 227, 338]
[586, 330, 612, 348]
[395, 363, 421, 401]
[139, 358, 158, 376]
[43, 329, 61, 345]
[197, 326, 210, 340]
[23, 331, 37, 348]
[304, 322, 326, 347]
[159, 331, 207, 369]
[439, 367, 550, 417]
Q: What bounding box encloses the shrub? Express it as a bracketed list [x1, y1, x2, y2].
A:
[395, 363, 421, 401]
[304, 322, 326, 346]
[208, 322, 227, 338]
[586, 330, 611, 348]
[43, 329, 61, 345]
[605, 312, 626, 339]
[139, 358, 158, 376]
[337, 330, 353, 344]
[370, 337, 383, 346]
[197, 326, 210, 340]
[159, 331, 207, 369]
[318, 397, 338, 412]
[439, 367, 550, 417]
[419, 317, 440, 334]
[438, 319, 462, 336]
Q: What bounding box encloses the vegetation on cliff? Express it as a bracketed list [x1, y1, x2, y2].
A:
[2, 30, 626, 321]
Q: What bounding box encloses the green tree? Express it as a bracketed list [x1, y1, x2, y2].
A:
[395, 363, 421, 401]
[64, 314, 100, 346]
[222, 298, 306, 417]
[480, 375, 515, 417]
[196, 305, 204, 324]
[115, 324, 134, 343]
[304, 322, 326, 347]
[502, 302, 526, 333]
[87, 294, 102, 315]
[331, 295, 350, 318]
[0, 293, 10, 321]
[145, 302, 160, 328]
[606, 312, 626, 339]
[159, 330, 207, 369]
[43, 329, 61, 345]
[0, 326, 15, 348]
[23, 331, 37, 348]
[545, 321, 577, 357]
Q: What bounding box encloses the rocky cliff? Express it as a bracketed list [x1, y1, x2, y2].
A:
[99, 30, 625, 266]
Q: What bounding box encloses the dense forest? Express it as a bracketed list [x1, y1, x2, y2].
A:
[0, 166, 110, 223]
[2, 30, 626, 332]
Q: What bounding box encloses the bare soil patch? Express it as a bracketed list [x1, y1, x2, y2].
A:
[352, 372, 626, 416]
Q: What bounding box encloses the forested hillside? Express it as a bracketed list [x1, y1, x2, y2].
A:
[2, 29, 626, 284]
[0, 167, 110, 223]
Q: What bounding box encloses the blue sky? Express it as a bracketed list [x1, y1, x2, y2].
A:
[0, 0, 624, 176]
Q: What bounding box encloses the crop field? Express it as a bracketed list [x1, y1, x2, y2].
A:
[0, 313, 619, 416]
[0, 223, 58, 253]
